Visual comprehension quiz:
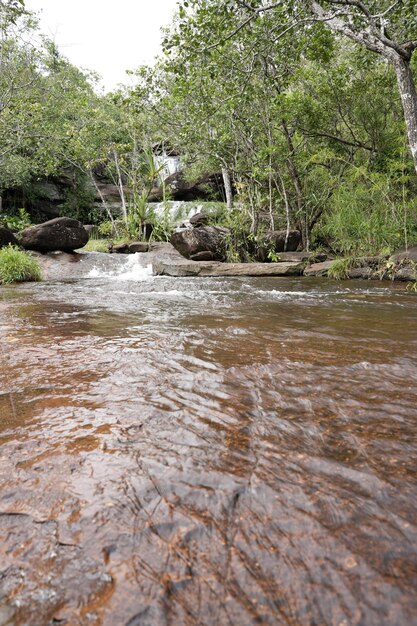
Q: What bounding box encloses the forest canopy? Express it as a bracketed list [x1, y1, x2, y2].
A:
[0, 0, 416, 255]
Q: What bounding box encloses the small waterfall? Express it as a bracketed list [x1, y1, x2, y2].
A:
[86, 253, 153, 281]
[149, 201, 203, 227]
[36, 251, 154, 282]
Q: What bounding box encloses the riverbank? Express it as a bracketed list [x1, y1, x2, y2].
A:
[27, 242, 417, 284]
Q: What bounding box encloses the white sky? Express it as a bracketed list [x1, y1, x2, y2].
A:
[25, 0, 179, 92]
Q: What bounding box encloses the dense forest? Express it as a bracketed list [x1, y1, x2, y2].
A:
[1, 0, 417, 258]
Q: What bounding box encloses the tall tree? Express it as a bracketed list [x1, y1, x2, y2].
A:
[176, 1, 417, 173]
[306, 1, 417, 174]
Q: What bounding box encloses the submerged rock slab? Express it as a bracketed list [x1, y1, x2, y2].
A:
[153, 259, 304, 277]
[304, 261, 334, 277]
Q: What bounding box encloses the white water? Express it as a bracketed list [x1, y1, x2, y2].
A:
[87, 253, 153, 281]
[150, 201, 205, 227]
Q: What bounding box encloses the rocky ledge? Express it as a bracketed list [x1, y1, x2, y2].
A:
[153, 259, 304, 277]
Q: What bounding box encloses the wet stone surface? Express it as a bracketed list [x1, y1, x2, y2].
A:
[0, 273, 417, 625]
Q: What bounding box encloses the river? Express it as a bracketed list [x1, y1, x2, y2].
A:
[0, 256, 416, 625]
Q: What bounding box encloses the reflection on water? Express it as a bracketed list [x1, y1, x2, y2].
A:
[0, 276, 416, 625]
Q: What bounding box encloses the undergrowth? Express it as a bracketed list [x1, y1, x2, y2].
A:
[0, 245, 42, 284]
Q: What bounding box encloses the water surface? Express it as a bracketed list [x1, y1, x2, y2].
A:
[0, 267, 416, 625]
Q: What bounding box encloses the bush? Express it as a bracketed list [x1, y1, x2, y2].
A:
[0, 208, 31, 231]
[320, 177, 417, 256]
[0, 245, 42, 284]
[82, 239, 110, 253]
[328, 257, 354, 280]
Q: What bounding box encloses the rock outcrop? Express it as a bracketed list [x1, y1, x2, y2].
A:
[149, 172, 223, 202]
[266, 230, 302, 252]
[170, 226, 229, 261]
[19, 217, 89, 253]
[153, 259, 304, 277]
[0, 226, 18, 249]
[189, 212, 209, 228]
[304, 261, 334, 277]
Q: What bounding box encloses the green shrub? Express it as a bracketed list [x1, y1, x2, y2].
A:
[320, 178, 417, 256]
[328, 257, 354, 280]
[0, 208, 31, 231]
[0, 245, 42, 284]
[82, 239, 110, 253]
[98, 219, 129, 240]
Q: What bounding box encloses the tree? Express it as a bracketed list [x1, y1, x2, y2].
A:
[181, 0, 417, 174]
[306, 1, 417, 174]
[136, 0, 416, 252]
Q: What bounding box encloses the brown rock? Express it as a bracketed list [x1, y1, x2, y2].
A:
[0, 226, 18, 249]
[128, 242, 149, 253]
[153, 259, 304, 277]
[304, 261, 334, 277]
[266, 230, 302, 253]
[392, 245, 417, 263]
[189, 251, 216, 261]
[170, 226, 229, 261]
[348, 267, 375, 279]
[109, 242, 129, 254]
[190, 212, 209, 227]
[20, 218, 89, 253]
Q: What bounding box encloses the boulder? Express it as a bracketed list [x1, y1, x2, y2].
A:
[170, 226, 229, 261]
[149, 171, 223, 202]
[0, 226, 18, 249]
[392, 245, 417, 263]
[128, 242, 149, 253]
[190, 212, 209, 228]
[394, 264, 417, 282]
[348, 266, 375, 280]
[109, 242, 129, 254]
[266, 230, 302, 252]
[304, 261, 334, 277]
[19, 217, 89, 253]
[190, 251, 216, 261]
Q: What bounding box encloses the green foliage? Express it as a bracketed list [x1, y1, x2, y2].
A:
[0, 245, 42, 284]
[97, 219, 129, 240]
[267, 249, 281, 263]
[319, 174, 417, 256]
[0, 208, 31, 231]
[60, 173, 96, 223]
[82, 239, 110, 253]
[1, 0, 417, 262]
[328, 257, 354, 280]
[149, 204, 175, 242]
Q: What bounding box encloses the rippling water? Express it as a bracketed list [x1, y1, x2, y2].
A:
[0, 268, 416, 625]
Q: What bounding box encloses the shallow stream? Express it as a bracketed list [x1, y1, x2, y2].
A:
[0, 257, 416, 625]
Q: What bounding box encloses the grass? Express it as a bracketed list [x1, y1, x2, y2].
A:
[81, 239, 111, 253]
[0, 245, 42, 284]
[328, 257, 354, 280]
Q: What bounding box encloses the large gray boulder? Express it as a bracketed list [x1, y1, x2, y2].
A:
[19, 217, 89, 252]
[0, 226, 18, 249]
[170, 226, 229, 261]
[266, 230, 302, 252]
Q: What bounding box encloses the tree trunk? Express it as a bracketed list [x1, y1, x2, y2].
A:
[391, 55, 417, 176]
[222, 166, 233, 210]
[113, 150, 129, 229]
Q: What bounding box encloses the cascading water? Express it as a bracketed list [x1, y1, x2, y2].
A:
[87, 253, 153, 281]
[149, 201, 205, 227]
